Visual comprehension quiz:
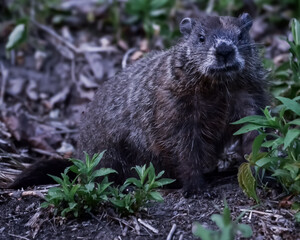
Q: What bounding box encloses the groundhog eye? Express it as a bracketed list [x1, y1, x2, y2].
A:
[238, 33, 243, 41]
[199, 34, 205, 43]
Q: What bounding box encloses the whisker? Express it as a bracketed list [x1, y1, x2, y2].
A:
[240, 20, 253, 31]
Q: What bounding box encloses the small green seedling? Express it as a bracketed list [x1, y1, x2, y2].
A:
[192, 201, 252, 240]
[110, 162, 175, 215]
[42, 152, 175, 217]
[41, 151, 116, 217]
[232, 19, 300, 222]
[233, 98, 300, 201]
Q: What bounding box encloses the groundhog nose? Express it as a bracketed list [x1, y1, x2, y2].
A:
[216, 42, 235, 60]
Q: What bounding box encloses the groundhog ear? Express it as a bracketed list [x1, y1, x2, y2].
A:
[239, 13, 252, 31]
[180, 18, 194, 38]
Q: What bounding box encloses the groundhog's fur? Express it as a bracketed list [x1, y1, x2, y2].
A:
[77, 13, 268, 196]
[11, 13, 268, 197]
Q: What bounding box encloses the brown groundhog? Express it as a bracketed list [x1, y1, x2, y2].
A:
[10, 13, 268, 197]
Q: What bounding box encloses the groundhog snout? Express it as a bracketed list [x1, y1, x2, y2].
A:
[215, 42, 236, 64]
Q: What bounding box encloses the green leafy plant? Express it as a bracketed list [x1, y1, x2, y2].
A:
[125, 0, 175, 39]
[7, 0, 61, 21]
[233, 97, 300, 200]
[233, 19, 300, 207]
[192, 200, 252, 239]
[110, 163, 175, 215]
[41, 151, 116, 217]
[5, 19, 28, 51]
[271, 18, 300, 99]
[42, 152, 174, 217]
[4, 0, 61, 51]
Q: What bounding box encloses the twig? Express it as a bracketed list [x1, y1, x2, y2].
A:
[79, 44, 117, 53]
[0, 62, 9, 106]
[137, 218, 159, 234]
[8, 234, 30, 240]
[9, 190, 45, 199]
[71, 59, 76, 83]
[240, 209, 283, 219]
[206, 0, 215, 14]
[122, 225, 128, 237]
[122, 48, 136, 69]
[167, 223, 177, 240]
[31, 19, 117, 55]
[108, 216, 135, 231]
[270, 225, 291, 231]
[88, 211, 103, 223]
[25, 210, 42, 227]
[31, 148, 63, 159]
[31, 19, 78, 53]
[169, 213, 187, 221]
[178, 234, 184, 240]
[133, 217, 141, 235]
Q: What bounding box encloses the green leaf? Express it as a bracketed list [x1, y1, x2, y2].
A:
[288, 119, 300, 125]
[263, 107, 276, 122]
[222, 203, 232, 226]
[98, 181, 112, 193]
[150, 9, 167, 17]
[283, 163, 299, 178]
[155, 178, 176, 187]
[237, 224, 253, 238]
[291, 18, 300, 46]
[84, 151, 91, 169]
[233, 124, 262, 135]
[155, 170, 165, 179]
[68, 202, 77, 210]
[261, 140, 275, 148]
[284, 129, 300, 149]
[92, 168, 117, 178]
[85, 182, 95, 192]
[294, 96, 300, 101]
[252, 134, 266, 161]
[110, 199, 126, 208]
[147, 163, 156, 183]
[270, 137, 284, 150]
[211, 214, 225, 229]
[6, 22, 27, 50]
[295, 212, 300, 223]
[40, 202, 50, 208]
[277, 97, 300, 115]
[91, 150, 106, 169]
[238, 163, 259, 203]
[255, 157, 282, 167]
[279, 106, 287, 119]
[133, 165, 145, 181]
[192, 222, 214, 239]
[272, 169, 292, 179]
[247, 152, 268, 164]
[69, 184, 80, 198]
[69, 158, 84, 173]
[148, 191, 164, 202]
[220, 225, 233, 240]
[47, 188, 65, 199]
[124, 177, 142, 188]
[231, 115, 269, 126]
[150, 0, 170, 9]
[48, 174, 64, 185]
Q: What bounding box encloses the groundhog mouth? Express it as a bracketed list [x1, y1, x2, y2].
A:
[208, 63, 241, 74]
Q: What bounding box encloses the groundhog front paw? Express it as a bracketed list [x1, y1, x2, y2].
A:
[182, 177, 206, 198]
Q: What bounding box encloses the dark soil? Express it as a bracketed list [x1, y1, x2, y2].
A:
[1, 178, 299, 240]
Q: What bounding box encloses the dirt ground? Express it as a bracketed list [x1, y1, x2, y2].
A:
[0, 1, 299, 239]
[1, 176, 299, 240]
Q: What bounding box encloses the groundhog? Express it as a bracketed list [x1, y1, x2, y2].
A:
[10, 13, 268, 197]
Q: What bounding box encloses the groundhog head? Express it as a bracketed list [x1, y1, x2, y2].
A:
[179, 13, 255, 79]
